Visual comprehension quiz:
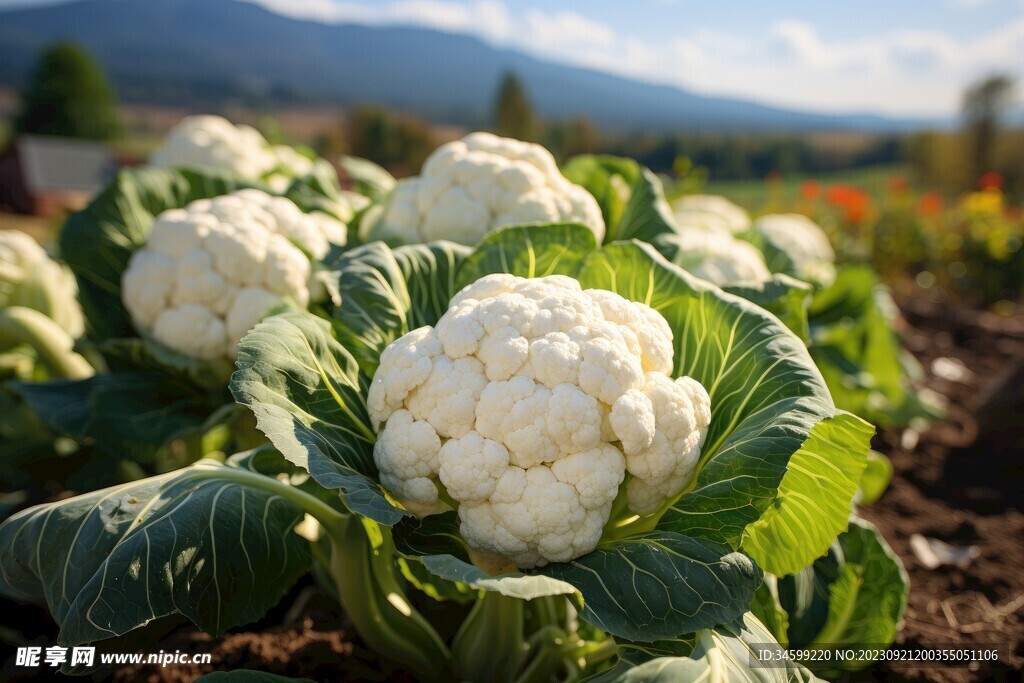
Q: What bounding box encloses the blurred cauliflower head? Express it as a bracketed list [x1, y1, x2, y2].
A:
[660, 230, 771, 286]
[370, 132, 606, 245]
[0, 230, 84, 338]
[367, 274, 711, 568]
[122, 189, 346, 362]
[150, 115, 314, 191]
[673, 194, 751, 235]
[753, 214, 836, 286]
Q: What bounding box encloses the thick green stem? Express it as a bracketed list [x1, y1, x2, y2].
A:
[192, 461, 450, 678]
[534, 596, 560, 630]
[0, 306, 92, 379]
[572, 637, 620, 669]
[326, 516, 451, 680]
[515, 626, 571, 683]
[452, 590, 527, 683]
[601, 509, 662, 544]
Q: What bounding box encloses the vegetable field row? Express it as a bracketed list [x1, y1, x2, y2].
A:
[1, 115, 995, 682]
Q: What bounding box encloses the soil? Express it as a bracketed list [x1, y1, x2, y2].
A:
[859, 299, 1024, 683]
[104, 582, 420, 683]
[0, 578, 419, 682]
[1, 298, 1022, 683]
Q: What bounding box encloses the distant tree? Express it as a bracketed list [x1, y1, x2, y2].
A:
[348, 106, 434, 175]
[492, 72, 537, 141]
[316, 119, 349, 160]
[962, 74, 1015, 182]
[544, 117, 599, 161]
[14, 42, 120, 140]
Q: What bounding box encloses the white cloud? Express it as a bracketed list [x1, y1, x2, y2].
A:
[248, 0, 1024, 117]
[523, 9, 617, 49]
[251, 0, 512, 39]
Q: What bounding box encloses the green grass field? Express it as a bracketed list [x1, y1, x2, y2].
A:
[703, 163, 909, 211]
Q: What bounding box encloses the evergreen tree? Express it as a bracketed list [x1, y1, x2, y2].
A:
[15, 42, 120, 140]
[962, 74, 1014, 182]
[492, 72, 537, 141]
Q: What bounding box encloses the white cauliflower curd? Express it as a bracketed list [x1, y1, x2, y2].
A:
[369, 132, 605, 245]
[0, 230, 84, 338]
[661, 230, 771, 286]
[121, 190, 346, 362]
[753, 214, 836, 286]
[367, 274, 711, 568]
[150, 115, 315, 191]
[672, 194, 751, 235]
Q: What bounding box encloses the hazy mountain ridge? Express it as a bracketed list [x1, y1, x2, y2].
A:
[0, 0, 940, 131]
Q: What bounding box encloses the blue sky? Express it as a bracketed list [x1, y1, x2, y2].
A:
[3, 0, 1022, 116]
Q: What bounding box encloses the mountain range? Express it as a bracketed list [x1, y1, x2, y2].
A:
[0, 0, 938, 132]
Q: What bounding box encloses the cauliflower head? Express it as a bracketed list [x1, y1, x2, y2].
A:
[0, 230, 84, 338]
[367, 274, 711, 568]
[121, 190, 345, 362]
[753, 214, 836, 286]
[370, 132, 606, 245]
[661, 230, 771, 286]
[673, 194, 751, 235]
[150, 115, 314, 192]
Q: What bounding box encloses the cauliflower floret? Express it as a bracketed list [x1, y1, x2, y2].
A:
[438, 431, 509, 503]
[230, 189, 347, 260]
[585, 290, 674, 374]
[373, 409, 444, 514]
[0, 230, 84, 338]
[367, 327, 443, 427]
[370, 275, 712, 568]
[673, 194, 751, 234]
[753, 214, 837, 286]
[370, 132, 605, 245]
[405, 356, 489, 439]
[150, 115, 279, 180]
[152, 304, 227, 362]
[150, 115, 327, 194]
[613, 374, 711, 514]
[121, 190, 341, 362]
[660, 230, 772, 286]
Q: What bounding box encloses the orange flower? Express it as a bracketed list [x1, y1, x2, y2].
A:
[919, 192, 943, 216]
[825, 185, 871, 222]
[799, 180, 820, 201]
[825, 185, 855, 205]
[844, 196, 870, 223]
[978, 172, 1003, 190]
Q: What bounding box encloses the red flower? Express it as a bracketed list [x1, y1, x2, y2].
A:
[978, 172, 1003, 190]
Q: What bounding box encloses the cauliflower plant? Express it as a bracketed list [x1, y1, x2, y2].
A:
[660, 230, 771, 286]
[672, 194, 751, 235]
[753, 214, 836, 286]
[150, 115, 314, 192]
[122, 190, 346, 362]
[0, 230, 84, 338]
[367, 274, 711, 568]
[369, 132, 605, 245]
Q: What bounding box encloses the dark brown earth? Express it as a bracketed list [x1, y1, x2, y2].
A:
[860, 300, 1024, 683]
[1, 300, 1022, 683]
[108, 583, 419, 683]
